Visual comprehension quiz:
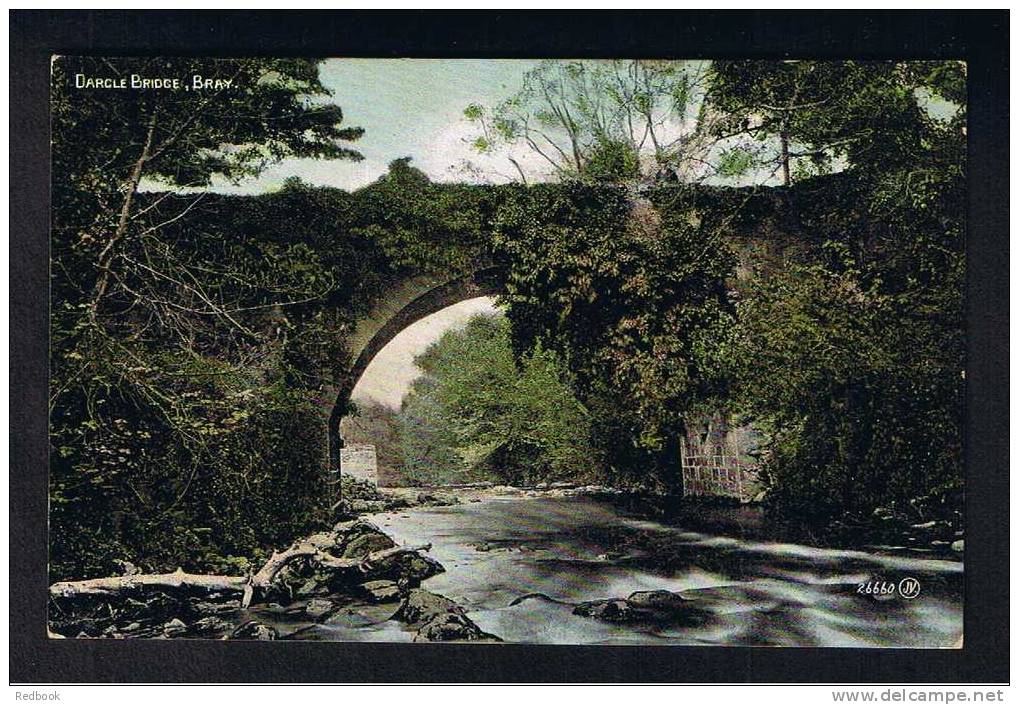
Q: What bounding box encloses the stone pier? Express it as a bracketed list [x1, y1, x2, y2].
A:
[340, 443, 378, 486]
[679, 412, 762, 502]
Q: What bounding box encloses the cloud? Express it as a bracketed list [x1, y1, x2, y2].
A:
[181, 112, 553, 195]
[414, 117, 556, 185]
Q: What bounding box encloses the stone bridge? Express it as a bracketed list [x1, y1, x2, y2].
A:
[323, 178, 830, 500]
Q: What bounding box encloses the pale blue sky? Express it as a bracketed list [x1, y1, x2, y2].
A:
[201, 59, 959, 195]
[212, 59, 541, 193]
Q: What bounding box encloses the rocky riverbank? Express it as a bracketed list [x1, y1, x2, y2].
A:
[50, 480, 962, 644]
[48, 518, 499, 643]
[339, 476, 629, 516]
[47, 480, 621, 642]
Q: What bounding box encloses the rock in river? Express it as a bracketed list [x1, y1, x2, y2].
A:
[360, 580, 402, 603]
[573, 589, 711, 627]
[414, 612, 499, 643]
[572, 599, 635, 623]
[395, 589, 461, 623]
[229, 620, 278, 640]
[395, 589, 500, 642]
[303, 598, 338, 620]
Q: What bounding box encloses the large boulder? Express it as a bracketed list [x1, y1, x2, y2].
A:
[413, 612, 500, 643]
[626, 590, 692, 611]
[303, 598, 339, 620]
[340, 530, 396, 559]
[572, 599, 637, 622]
[416, 492, 460, 507]
[395, 589, 461, 623]
[360, 580, 402, 603]
[628, 590, 712, 626]
[574, 590, 711, 627]
[369, 552, 444, 587]
[395, 589, 500, 642]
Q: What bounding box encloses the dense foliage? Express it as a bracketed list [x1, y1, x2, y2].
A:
[492, 184, 735, 489]
[50, 58, 370, 579]
[704, 61, 966, 522]
[350, 157, 497, 275]
[394, 315, 599, 486]
[475, 60, 966, 520]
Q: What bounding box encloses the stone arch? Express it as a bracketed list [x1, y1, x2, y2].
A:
[327, 265, 506, 472]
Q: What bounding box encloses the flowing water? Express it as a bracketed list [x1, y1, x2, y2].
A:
[310, 493, 963, 646]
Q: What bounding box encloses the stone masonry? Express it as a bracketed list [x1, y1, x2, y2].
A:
[340, 444, 378, 486]
[680, 412, 762, 502]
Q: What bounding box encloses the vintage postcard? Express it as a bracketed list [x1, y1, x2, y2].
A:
[47, 56, 965, 647]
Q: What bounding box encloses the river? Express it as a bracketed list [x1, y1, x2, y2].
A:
[303, 493, 963, 647]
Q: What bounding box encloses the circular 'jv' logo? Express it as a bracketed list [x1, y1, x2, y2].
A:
[898, 577, 921, 599]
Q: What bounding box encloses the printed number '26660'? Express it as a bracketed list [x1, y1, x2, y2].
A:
[857, 580, 898, 596]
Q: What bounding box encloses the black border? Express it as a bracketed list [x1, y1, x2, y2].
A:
[10, 10, 1009, 684]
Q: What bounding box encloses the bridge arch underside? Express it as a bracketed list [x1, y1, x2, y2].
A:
[327, 266, 506, 472]
[324, 264, 762, 501]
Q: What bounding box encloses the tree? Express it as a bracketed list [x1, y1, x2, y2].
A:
[462, 60, 712, 184]
[52, 57, 363, 330]
[492, 183, 735, 488]
[705, 61, 966, 522]
[395, 314, 600, 486]
[706, 60, 966, 185]
[49, 57, 366, 579]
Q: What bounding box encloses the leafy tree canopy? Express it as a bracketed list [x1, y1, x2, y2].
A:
[705, 60, 966, 184]
[462, 60, 712, 184]
[49, 57, 366, 579]
[395, 314, 600, 487]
